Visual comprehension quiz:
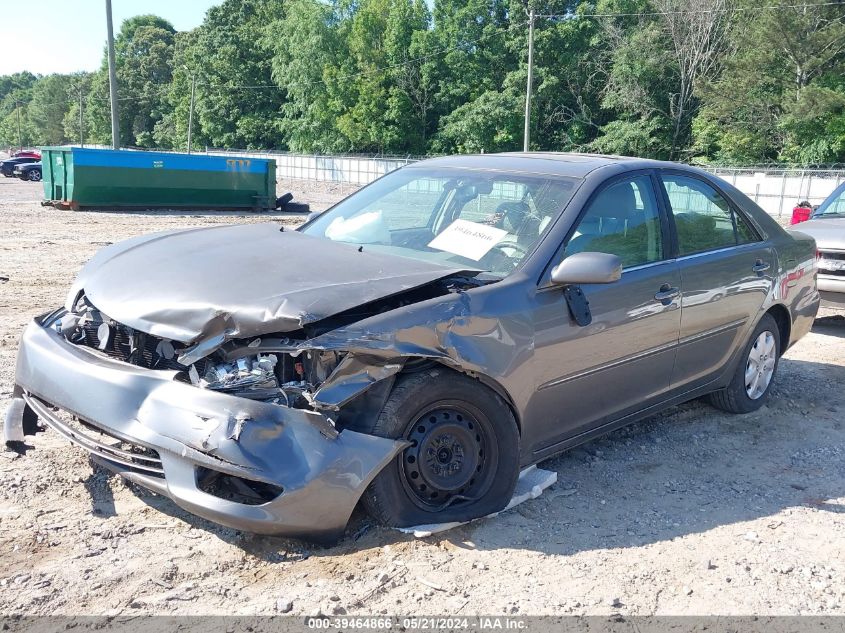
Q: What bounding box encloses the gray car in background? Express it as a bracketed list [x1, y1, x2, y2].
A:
[4, 153, 820, 542]
[789, 182, 845, 308]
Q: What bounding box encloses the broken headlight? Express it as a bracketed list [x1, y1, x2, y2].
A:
[190, 355, 281, 401]
[193, 349, 342, 408]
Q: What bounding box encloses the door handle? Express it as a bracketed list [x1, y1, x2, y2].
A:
[752, 259, 771, 274]
[654, 284, 680, 305]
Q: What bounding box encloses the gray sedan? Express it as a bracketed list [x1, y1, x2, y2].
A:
[4, 153, 820, 542]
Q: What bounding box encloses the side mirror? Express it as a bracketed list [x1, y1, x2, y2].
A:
[550, 252, 622, 286]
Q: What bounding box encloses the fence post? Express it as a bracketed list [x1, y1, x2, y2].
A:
[778, 170, 787, 218]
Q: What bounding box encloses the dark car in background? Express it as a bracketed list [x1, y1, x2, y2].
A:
[1, 156, 39, 177]
[13, 161, 42, 182]
[4, 153, 820, 542]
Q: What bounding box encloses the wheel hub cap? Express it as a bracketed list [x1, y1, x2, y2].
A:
[745, 330, 776, 400]
[426, 433, 466, 479]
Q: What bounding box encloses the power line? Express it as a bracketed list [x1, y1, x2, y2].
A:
[8, 0, 843, 112]
[190, 25, 513, 93]
[4, 25, 508, 109]
[535, 1, 844, 19]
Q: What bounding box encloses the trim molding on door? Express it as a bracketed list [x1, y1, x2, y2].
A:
[677, 318, 747, 348]
[537, 339, 678, 391]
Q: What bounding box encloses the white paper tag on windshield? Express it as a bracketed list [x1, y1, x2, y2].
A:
[427, 219, 508, 261]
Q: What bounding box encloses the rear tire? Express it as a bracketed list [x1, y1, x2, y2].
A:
[28, 171, 41, 182]
[362, 368, 519, 528]
[708, 313, 781, 414]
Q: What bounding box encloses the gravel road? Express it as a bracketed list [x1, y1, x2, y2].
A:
[0, 171, 843, 617]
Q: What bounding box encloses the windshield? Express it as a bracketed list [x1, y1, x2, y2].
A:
[814, 185, 845, 218]
[301, 167, 580, 277]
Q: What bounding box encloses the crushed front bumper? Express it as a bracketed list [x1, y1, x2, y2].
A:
[4, 318, 405, 541]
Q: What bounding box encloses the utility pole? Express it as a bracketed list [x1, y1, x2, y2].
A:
[70, 79, 85, 147]
[78, 88, 85, 147]
[523, 7, 535, 153]
[15, 101, 22, 151]
[105, 0, 120, 149]
[187, 74, 196, 154]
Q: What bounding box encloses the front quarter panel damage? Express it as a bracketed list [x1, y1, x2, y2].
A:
[234, 281, 535, 418]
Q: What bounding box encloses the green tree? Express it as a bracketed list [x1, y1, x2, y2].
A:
[693, 0, 845, 165]
[436, 87, 523, 153]
[427, 0, 516, 152]
[592, 0, 731, 160]
[269, 0, 351, 152]
[27, 74, 73, 145]
[156, 0, 286, 150]
[0, 72, 37, 147]
[86, 15, 176, 147]
[62, 72, 95, 146]
[0, 104, 36, 148]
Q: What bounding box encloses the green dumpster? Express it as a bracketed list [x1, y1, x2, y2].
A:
[40, 147, 276, 210]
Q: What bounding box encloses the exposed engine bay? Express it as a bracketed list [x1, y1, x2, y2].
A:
[56, 294, 344, 412]
[55, 272, 485, 419]
[191, 349, 343, 410]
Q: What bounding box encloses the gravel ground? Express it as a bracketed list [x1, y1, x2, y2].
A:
[0, 170, 843, 617]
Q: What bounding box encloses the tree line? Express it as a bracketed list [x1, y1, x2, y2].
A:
[2, 0, 844, 165]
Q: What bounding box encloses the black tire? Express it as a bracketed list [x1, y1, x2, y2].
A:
[275, 192, 293, 209]
[285, 202, 310, 213]
[362, 368, 520, 528]
[28, 171, 41, 182]
[708, 313, 781, 414]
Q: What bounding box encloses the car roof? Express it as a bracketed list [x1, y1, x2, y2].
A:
[409, 152, 678, 179]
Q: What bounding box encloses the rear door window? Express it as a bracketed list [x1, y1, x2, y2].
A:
[659, 174, 758, 255]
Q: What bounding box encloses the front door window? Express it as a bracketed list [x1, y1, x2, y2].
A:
[564, 175, 663, 268]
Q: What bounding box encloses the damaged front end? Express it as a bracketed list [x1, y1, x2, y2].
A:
[4, 221, 508, 540]
[54, 292, 412, 418]
[4, 299, 412, 542]
[4, 265, 494, 542]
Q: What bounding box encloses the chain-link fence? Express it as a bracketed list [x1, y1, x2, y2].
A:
[701, 166, 845, 217]
[41, 145, 845, 218]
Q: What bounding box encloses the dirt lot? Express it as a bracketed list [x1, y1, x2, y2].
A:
[0, 171, 843, 617]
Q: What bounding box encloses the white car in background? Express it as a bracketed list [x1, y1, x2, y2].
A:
[791, 183, 845, 308]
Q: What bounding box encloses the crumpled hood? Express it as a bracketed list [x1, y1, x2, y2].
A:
[69, 223, 471, 345]
[791, 217, 845, 250]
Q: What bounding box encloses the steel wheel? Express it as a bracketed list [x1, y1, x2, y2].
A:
[745, 330, 776, 400]
[362, 370, 519, 528]
[400, 402, 497, 511]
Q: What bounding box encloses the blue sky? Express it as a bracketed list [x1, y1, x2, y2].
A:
[0, 0, 221, 75]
